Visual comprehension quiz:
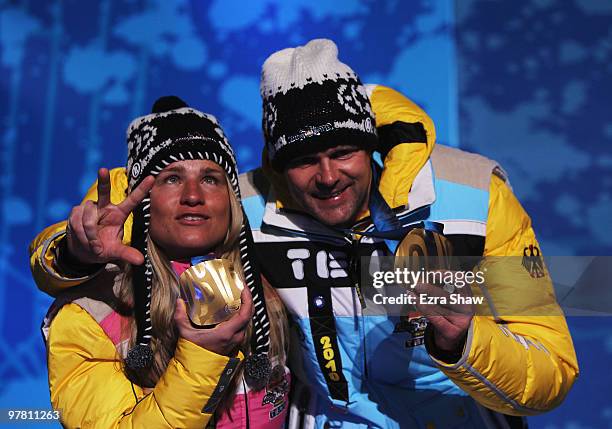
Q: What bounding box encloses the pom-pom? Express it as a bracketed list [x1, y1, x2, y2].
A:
[125, 344, 154, 370]
[244, 353, 272, 391]
[151, 96, 188, 113]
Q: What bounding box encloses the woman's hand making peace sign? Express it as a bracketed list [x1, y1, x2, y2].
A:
[65, 168, 155, 266]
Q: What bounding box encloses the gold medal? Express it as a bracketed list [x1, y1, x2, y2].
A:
[178, 259, 244, 327]
[394, 228, 453, 271]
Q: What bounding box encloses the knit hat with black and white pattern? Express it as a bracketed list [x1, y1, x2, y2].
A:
[261, 38, 378, 170]
[125, 96, 271, 389]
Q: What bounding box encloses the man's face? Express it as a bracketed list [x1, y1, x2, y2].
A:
[149, 159, 230, 260]
[284, 146, 372, 227]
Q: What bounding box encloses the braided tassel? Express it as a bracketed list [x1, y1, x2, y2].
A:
[238, 212, 271, 390]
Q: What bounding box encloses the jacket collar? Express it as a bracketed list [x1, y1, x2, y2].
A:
[261, 158, 436, 238]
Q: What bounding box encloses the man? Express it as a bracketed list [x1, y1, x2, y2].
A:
[30, 39, 577, 428]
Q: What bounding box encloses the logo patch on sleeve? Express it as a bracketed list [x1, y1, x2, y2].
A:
[522, 244, 545, 278]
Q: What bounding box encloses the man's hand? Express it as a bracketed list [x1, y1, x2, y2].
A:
[65, 168, 154, 266]
[174, 287, 254, 356]
[412, 272, 474, 353]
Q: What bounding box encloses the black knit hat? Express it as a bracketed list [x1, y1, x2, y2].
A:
[261, 39, 378, 170]
[124, 96, 272, 389]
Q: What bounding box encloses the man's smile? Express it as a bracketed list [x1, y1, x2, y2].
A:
[312, 184, 350, 201]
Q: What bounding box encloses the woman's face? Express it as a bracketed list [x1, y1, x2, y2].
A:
[148, 159, 231, 260]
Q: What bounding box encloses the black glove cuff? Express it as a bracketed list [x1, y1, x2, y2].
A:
[376, 121, 427, 160]
[54, 235, 104, 277]
[424, 323, 466, 364]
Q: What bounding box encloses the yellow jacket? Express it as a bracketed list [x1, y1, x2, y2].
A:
[30, 85, 578, 424]
[373, 84, 578, 416]
[31, 173, 243, 428]
[47, 303, 239, 428]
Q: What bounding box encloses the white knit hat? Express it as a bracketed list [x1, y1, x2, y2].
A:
[261, 39, 377, 169]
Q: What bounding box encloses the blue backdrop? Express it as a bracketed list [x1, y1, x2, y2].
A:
[1, 0, 611, 427]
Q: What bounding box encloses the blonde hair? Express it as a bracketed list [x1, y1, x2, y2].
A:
[120, 181, 287, 394]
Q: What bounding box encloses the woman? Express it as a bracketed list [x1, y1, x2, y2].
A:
[35, 97, 289, 428]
